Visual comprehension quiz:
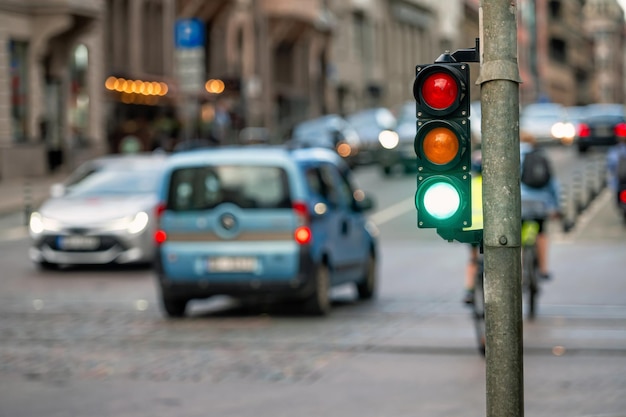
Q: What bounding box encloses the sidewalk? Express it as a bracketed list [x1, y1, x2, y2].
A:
[0, 171, 68, 217]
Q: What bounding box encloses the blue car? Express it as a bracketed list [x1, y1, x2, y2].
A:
[153, 146, 378, 317]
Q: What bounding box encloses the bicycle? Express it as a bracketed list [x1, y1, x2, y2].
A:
[521, 219, 541, 320]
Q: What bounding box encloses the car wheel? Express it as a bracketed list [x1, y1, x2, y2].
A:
[161, 294, 188, 318]
[356, 253, 377, 300]
[382, 166, 392, 177]
[578, 144, 588, 154]
[304, 263, 331, 316]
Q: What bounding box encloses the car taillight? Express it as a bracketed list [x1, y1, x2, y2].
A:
[620, 190, 626, 204]
[155, 203, 166, 218]
[154, 230, 167, 245]
[292, 201, 309, 225]
[615, 122, 626, 138]
[294, 226, 312, 244]
[578, 123, 590, 138]
[292, 201, 311, 244]
[154, 203, 167, 245]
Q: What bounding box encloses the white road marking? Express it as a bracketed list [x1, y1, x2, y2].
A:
[369, 197, 414, 226]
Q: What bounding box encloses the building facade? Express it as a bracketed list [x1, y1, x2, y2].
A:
[584, 0, 625, 104]
[0, 0, 106, 180]
[5, 0, 621, 181]
[103, 0, 177, 153]
[518, 0, 595, 106]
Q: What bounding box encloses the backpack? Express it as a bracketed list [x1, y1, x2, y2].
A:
[521, 149, 551, 188]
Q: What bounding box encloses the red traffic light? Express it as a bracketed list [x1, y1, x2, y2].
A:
[421, 72, 458, 110]
[413, 64, 468, 117]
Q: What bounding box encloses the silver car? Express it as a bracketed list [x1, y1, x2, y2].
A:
[28, 153, 168, 269]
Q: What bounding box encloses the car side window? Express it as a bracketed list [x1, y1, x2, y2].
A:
[317, 163, 353, 209]
[305, 167, 325, 199]
[336, 168, 360, 211]
[318, 164, 340, 207]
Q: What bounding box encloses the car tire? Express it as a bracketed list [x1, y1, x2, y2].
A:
[356, 253, 377, 300]
[578, 144, 588, 154]
[304, 263, 331, 316]
[161, 294, 188, 318]
[382, 166, 392, 177]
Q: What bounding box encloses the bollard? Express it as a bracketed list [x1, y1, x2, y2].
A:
[571, 170, 587, 214]
[23, 179, 32, 226]
[597, 155, 607, 190]
[560, 183, 576, 233]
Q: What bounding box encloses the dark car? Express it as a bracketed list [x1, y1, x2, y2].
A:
[153, 145, 378, 318]
[290, 114, 361, 167]
[346, 107, 398, 167]
[576, 103, 626, 153]
[377, 101, 416, 176]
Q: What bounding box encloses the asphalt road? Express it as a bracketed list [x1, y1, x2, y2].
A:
[0, 145, 625, 417]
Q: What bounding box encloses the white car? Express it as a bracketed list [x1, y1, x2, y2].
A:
[28, 153, 168, 269]
[520, 103, 575, 145]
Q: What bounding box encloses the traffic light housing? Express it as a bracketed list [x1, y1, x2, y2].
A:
[413, 61, 472, 229]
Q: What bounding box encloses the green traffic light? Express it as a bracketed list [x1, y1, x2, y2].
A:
[422, 182, 461, 220]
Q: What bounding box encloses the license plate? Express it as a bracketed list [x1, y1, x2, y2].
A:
[596, 126, 612, 137]
[208, 257, 258, 272]
[58, 235, 100, 250]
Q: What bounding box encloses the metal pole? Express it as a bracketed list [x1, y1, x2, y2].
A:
[478, 1, 524, 417]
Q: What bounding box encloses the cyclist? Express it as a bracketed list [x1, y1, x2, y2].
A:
[520, 130, 560, 281]
[463, 150, 484, 304]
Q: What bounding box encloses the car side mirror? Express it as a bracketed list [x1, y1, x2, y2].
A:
[356, 195, 375, 212]
[331, 129, 346, 145]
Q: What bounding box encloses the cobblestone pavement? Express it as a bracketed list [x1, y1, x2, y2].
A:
[1, 293, 626, 416]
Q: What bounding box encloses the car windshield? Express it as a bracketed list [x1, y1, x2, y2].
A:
[396, 103, 415, 125]
[293, 117, 337, 139]
[167, 165, 291, 210]
[585, 104, 625, 118]
[66, 169, 161, 197]
[347, 109, 396, 130]
[521, 104, 566, 119]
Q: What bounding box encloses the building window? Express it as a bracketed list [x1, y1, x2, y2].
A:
[549, 38, 566, 63]
[69, 44, 90, 146]
[10, 39, 28, 143]
[274, 42, 294, 85]
[548, 1, 561, 19]
[107, 0, 130, 72]
[143, 0, 164, 74]
[353, 11, 366, 61]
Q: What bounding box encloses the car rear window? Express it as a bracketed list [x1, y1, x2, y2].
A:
[167, 165, 292, 211]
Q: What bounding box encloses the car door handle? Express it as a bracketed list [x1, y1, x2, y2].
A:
[341, 219, 349, 235]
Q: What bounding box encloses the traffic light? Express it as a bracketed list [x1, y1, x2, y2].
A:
[413, 60, 472, 229]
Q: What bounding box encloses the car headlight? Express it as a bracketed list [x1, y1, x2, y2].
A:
[108, 212, 150, 234]
[127, 212, 150, 234]
[379, 130, 400, 149]
[551, 122, 576, 139]
[29, 212, 62, 234]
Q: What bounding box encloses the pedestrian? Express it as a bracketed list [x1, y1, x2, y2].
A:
[209, 98, 232, 145]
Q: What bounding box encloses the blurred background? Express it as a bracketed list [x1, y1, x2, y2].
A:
[2, 2, 626, 416]
[0, 0, 624, 180]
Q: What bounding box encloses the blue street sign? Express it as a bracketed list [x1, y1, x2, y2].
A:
[175, 18, 205, 48]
